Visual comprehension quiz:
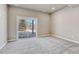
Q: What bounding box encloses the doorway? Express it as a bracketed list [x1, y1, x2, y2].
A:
[16, 16, 38, 39]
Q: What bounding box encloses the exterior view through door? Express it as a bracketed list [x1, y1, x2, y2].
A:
[16, 16, 37, 39]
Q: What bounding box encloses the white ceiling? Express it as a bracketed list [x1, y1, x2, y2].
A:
[9, 4, 79, 13]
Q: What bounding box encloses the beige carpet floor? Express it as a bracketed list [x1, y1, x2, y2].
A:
[0, 37, 79, 54]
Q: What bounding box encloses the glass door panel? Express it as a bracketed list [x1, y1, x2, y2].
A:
[17, 17, 37, 39]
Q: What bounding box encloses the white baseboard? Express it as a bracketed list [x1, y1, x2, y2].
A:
[8, 36, 16, 42]
[39, 34, 51, 37]
[0, 41, 7, 50]
[8, 39, 16, 42]
[52, 34, 79, 44]
[8, 34, 51, 41]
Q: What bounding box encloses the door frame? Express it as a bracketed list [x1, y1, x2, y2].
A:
[16, 16, 38, 40]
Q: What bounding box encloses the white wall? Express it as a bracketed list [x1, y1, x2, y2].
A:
[0, 5, 7, 49]
[8, 6, 50, 40]
[51, 7, 79, 42]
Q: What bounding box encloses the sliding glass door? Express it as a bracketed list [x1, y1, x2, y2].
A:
[16, 16, 37, 39]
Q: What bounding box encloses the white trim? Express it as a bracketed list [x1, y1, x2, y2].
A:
[16, 16, 19, 40]
[39, 34, 51, 37]
[16, 16, 38, 40]
[7, 36, 16, 42]
[52, 34, 79, 44]
[35, 19, 38, 37]
[8, 39, 16, 42]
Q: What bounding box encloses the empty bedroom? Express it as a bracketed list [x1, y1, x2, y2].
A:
[0, 4, 79, 54]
